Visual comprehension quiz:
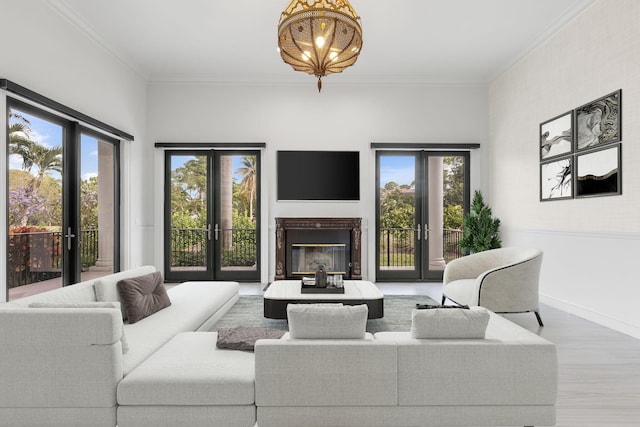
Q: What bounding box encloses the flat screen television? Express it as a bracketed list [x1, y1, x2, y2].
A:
[277, 150, 360, 201]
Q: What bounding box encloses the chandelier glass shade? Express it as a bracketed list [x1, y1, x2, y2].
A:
[278, 0, 363, 91]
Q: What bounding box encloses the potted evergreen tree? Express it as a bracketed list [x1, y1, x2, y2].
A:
[459, 190, 501, 253]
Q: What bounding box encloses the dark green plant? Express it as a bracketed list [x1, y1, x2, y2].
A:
[459, 190, 501, 253]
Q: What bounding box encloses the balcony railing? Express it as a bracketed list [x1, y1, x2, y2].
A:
[8, 229, 99, 289]
[170, 227, 257, 268]
[379, 228, 463, 268]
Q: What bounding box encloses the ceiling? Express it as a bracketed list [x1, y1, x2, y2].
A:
[48, 0, 595, 85]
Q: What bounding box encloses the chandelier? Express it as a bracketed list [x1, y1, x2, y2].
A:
[277, 0, 363, 92]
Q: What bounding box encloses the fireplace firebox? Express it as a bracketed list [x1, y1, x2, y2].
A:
[275, 217, 362, 280]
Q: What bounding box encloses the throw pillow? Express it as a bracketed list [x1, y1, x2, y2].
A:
[117, 271, 171, 324]
[216, 326, 286, 351]
[28, 301, 130, 353]
[411, 306, 490, 339]
[287, 303, 368, 339]
[95, 279, 128, 320]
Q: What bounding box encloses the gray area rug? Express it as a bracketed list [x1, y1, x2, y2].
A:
[213, 295, 437, 334]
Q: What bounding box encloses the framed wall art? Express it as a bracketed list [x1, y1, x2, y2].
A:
[575, 89, 621, 152]
[540, 156, 573, 201]
[575, 144, 621, 198]
[540, 111, 573, 161]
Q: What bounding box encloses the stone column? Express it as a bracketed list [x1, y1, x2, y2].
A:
[91, 141, 114, 272]
[220, 155, 233, 251]
[428, 157, 446, 271]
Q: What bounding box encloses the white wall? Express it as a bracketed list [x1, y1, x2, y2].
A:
[488, 0, 640, 338]
[147, 82, 487, 282]
[0, 1, 148, 301]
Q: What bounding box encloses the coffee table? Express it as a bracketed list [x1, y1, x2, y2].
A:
[263, 280, 384, 319]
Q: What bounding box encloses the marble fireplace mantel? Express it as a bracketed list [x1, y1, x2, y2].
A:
[274, 217, 362, 280]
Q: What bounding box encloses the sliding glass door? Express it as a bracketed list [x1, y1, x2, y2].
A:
[7, 99, 120, 300]
[164, 150, 260, 282]
[376, 151, 469, 281]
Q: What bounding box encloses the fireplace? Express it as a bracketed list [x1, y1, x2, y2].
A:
[291, 244, 347, 275]
[275, 217, 362, 280]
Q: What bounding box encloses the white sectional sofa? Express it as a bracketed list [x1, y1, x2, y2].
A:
[0, 266, 239, 427]
[1, 268, 557, 427]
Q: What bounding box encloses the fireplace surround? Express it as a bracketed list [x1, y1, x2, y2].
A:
[275, 217, 362, 280]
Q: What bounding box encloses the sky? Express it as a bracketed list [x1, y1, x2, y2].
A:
[379, 155, 414, 186]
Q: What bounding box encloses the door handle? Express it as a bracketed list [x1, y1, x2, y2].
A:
[214, 224, 220, 241]
[424, 224, 428, 241]
[64, 227, 76, 250]
[416, 224, 421, 241]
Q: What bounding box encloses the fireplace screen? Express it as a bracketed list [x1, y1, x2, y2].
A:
[291, 244, 347, 275]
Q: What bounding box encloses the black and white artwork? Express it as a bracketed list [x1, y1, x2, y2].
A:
[575, 144, 621, 198]
[540, 156, 573, 201]
[540, 111, 573, 160]
[576, 90, 621, 151]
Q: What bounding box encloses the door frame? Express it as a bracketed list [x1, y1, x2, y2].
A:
[163, 149, 261, 282]
[375, 150, 470, 282]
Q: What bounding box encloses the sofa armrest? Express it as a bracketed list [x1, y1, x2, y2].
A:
[0, 308, 123, 345]
[0, 308, 124, 408]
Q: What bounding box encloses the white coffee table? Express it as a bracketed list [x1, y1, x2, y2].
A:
[263, 280, 384, 319]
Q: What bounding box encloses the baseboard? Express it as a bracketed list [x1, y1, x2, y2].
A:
[540, 294, 640, 340]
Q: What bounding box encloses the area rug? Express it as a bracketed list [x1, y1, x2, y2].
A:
[212, 295, 438, 334]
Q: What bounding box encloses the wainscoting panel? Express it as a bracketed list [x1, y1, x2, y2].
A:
[502, 227, 640, 339]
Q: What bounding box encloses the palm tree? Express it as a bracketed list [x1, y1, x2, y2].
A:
[8, 109, 63, 225]
[8, 110, 36, 171]
[237, 156, 257, 221]
[9, 109, 63, 186]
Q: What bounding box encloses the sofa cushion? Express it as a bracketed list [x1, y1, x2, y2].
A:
[28, 301, 130, 353]
[411, 306, 490, 339]
[117, 332, 255, 406]
[117, 271, 171, 324]
[287, 303, 368, 339]
[217, 326, 286, 351]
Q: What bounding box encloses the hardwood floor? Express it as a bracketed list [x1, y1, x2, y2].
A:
[240, 282, 640, 427]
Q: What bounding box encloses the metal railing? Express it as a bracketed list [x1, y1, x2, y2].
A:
[170, 227, 257, 268]
[379, 228, 463, 268]
[7, 229, 99, 289]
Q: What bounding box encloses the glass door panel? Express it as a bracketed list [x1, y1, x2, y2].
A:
[214, 153, 260, 281]
[80, 132, 118, 280]
[8, 107, 64, 300]
[376, 153, 420, 280]
[165, 153, 210, 280]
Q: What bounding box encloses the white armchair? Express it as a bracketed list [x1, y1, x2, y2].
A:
[442, 247, 544, 326]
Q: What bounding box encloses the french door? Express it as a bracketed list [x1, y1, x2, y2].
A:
[376, 151, 469, 281]
[164, 150, 260, 282]
[7, 99, 120, 300]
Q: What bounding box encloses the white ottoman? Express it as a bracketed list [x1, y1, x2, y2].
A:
[117, 332, 256, 427]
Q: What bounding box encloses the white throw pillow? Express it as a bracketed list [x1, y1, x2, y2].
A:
[94, 279, 127, 320]
[287, 303, 368, 339]
[411, 306, 490, 339]
[29, 301, 130, 353]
